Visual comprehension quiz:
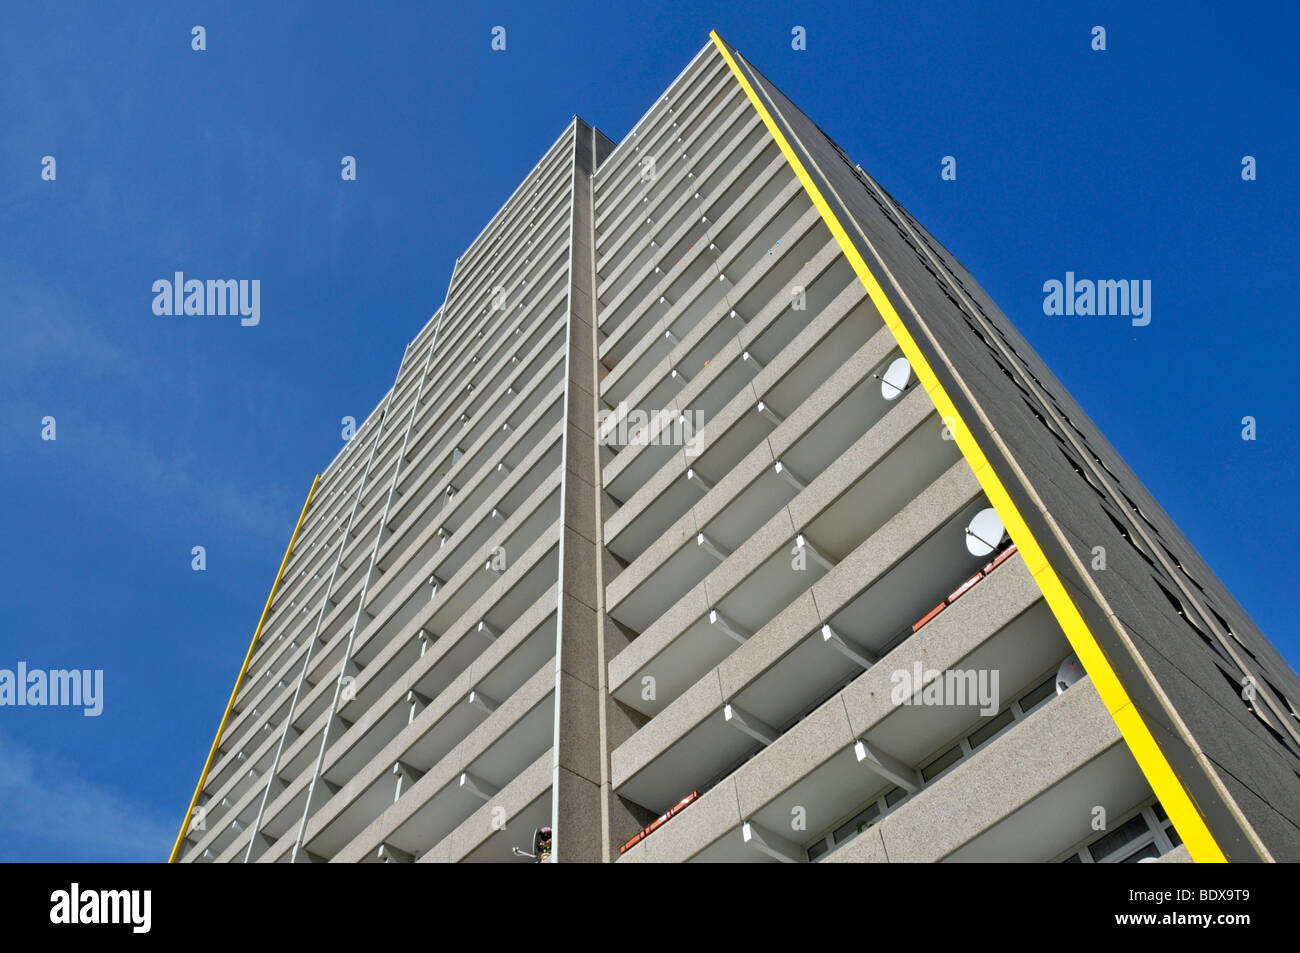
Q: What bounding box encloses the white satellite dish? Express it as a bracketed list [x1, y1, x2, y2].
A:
[880, 357, 912, 401]
[1056, 655, 1085, 695]
[965, 507, 1005, 556]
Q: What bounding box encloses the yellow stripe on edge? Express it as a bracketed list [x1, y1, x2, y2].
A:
[168, 473, 321, 863]
[709, 29, 1226, 863]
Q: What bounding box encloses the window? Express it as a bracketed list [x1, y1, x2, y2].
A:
[1059, 803, 1179, 863]
[1155, 577, 1227, 662]
[1059, 446, 1108, 502]
[1023, 398, 1049, 426]
[809, 668, 1065, 861]
[1104, 509, 1156, 568]
[967, 708, 1014, 749]
[1088, 813, 1148, 861]
[964, 317, 993, 349]
[1262, 675, 1299, 722]
[832, 802, 881, 845]
[1015, 675, 1057, 715]
[921, 745, 962, 782]
[1161, 542, 1206, 593]
[1218, 664, 1295, 751]
[1120, 842, 1162, 863]
[1209, 605, 1258, 660]
[1122, 491, 1160, 537]
[989, 354, 1033, 400]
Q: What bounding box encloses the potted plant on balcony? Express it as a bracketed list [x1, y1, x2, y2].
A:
[534, 827, 552, 863]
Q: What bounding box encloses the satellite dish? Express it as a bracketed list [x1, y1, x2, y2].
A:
[965, 507, 1005, 556]
[881, 357, 912, 401]
[1056, 655, 1085, 695]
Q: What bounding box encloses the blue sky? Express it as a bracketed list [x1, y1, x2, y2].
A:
[1, 1, 1296, 861]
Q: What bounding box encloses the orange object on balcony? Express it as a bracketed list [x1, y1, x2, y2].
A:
[947, 570, 983, 604]
[983, 542, 1018, 575]
[619, 790, 701, 854]
[911, 601, 947, 633]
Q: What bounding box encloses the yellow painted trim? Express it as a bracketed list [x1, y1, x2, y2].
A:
[168, 474, 321, 862]
[709, 30, 1227, 863]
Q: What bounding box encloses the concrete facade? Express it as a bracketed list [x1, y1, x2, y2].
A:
[176, 36, 1300, 864]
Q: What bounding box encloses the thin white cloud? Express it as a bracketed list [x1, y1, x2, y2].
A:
[0, 275, 158, 387]
[0, 400, 297, 550]
[0, 271, 297, 549]
[72, 422, 298, 548]
[0, 730, 173, 861]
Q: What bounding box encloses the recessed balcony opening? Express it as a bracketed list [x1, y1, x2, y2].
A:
[222, 680, 296, 766]
[599, 143, 782, 351]
[758, 300, 880, 424]
[378, 690, 556, 861]
[610, 534, 832, 721]
[199, 754, 278, 845]
[400, 397, 562, 553]
[597, 52, 723, 186]
[1056, 801, 1182, 863]
[604, 400, 769, 558]
[677, 627, 1068, 862]
[821, 494, 997, 667]
[798, 661, 1069, 863]
[306, 760, 416, 860]
[330, 686, 417, 783]
[465, 787, 553, 863]
[598, 72, 732, 227]
[305, 533, 560, 781]
[377, 438, 561, 613]
[414, 489, 560, 648]
[598, 111, 766, 290]
[275, 713, 328, 784]
[610, 370, 932, 631]
[396, 296, 564, 483]
[940, 729, 1151, 863]
[603, 296, 887, 557]
[712, 183, 808, 285]
[413, 588, 557, 709]
[316, 634, 561, 863]
[599, 108, 749, 304]
[629, 561, 1061, 837]
[456, 334, 565, 451]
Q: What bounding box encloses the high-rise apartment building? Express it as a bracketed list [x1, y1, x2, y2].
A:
[172, 32, 1300, 864]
